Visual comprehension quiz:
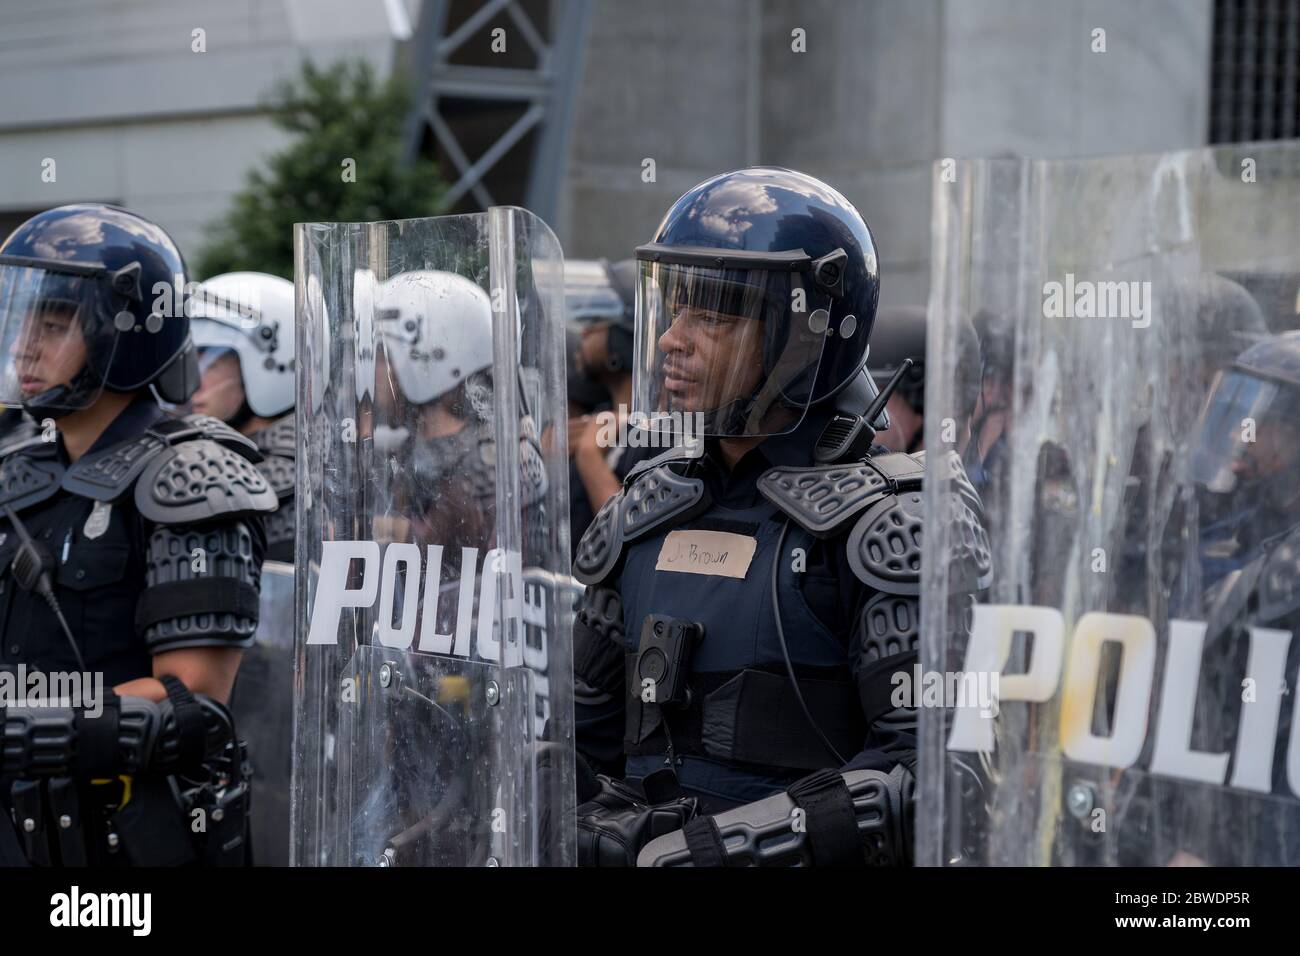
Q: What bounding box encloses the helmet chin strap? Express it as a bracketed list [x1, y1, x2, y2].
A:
[701, 389, 761, 438]
[227, 398, 255, 432]
[20, 365, 104, 421]
[706, 371, 809, 439]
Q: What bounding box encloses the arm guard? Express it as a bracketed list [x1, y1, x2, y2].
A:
[574, 586, 631, 778]
[254, 416, 297, 562]
[1, 691, 233, 779]
[636, 765, 914, 867]
[574, 586, 626, 704]
[128, 431, 274, 652]
[137, 519, 264, 652]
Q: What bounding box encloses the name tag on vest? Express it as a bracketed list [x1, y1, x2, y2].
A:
[654, 529, 757, 579]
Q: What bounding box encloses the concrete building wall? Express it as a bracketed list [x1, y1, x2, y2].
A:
[0, 0, 1217, 298]
[561, 0, 1214, 311]
[0, 0, 405, 261]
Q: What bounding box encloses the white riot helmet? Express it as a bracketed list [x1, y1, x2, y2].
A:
[188, 271, 296, 418]
[377, 270, 494, 405]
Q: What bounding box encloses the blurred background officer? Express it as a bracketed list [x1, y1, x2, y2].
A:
[188, 272, 296, 561]
[868, 306, 927, 454]
[565, 259, 653, 551]
[0, 204, 277, 866]
[569, 167, 991, 866]
[869, 305, 981, 455]
[187, 271, 297, 863]
[1153, 330, 1300, 864]
[1192, 330, 1300, 590]
[963, 308, 1016, 496]
[374, 268, 501, 556]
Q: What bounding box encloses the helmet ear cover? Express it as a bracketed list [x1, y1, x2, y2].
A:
[811, 249, 847, 298]
[110, 261, 144, 301]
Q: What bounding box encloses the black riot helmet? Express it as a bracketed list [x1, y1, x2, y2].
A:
[603, 258, 637, 373]
[0, 203, 199, 418]
[1191, 331, 1300, 515]
[632, 167, 880, 438]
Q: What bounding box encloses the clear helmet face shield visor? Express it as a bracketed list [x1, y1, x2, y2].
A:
[0, 261, 114, 412]
[1190, 369, 1300, 510]
[631, 254, 832, 440]
[189, 345, 247, 422]
[197, 344, 238, 377]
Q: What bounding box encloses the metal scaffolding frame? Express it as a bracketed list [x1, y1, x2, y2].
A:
[403, 0, 591, 232]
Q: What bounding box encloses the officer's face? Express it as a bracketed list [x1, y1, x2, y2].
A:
[575, 323, 610, 379]
[656, 304, 764, 413]
[1231, 420, 1300, 484]
[191, 350, 246, 422]
[10, 301, 86, 396]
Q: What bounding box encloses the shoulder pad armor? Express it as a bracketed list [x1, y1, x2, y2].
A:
[844, 450, 992, 594]
[253, 416, 296, 460]
[135, 438, 278, 525]
[938, 475, 994, 593]
[519, 435, 548, 508]
[623, 443, 702, 482]
[847, 488, 924, 595]
[63, 429, 172, 501]
[758, 451, 923, 538]
[574, 494, 623, 586]
[1258, 525, 1300, 623]
[931, 447, 985, 517]
[931, 451, 993, 592]
[256, 453, 296, 501]
[759, 462, 892, 537]
[0, 436, 64, 513]
[254, 415, 297, 501]
[62, 413, 264, 502]
[866, 450, 926, 487]
[573, 461, 709, 586]
[156, 414, 264, 460]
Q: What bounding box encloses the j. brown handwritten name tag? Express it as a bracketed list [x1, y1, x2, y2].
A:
[654, 529, 757, 578]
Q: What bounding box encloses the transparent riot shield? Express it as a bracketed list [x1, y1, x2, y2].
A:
[920, 141, 1300, 866]
[232, 560, 295, 866]
[292, 208, 575, 866]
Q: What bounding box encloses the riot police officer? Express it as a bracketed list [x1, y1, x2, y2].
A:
[374, 268, 504, 554]
[571, 167, 991, 866]
[187, 271, 297, 863]
[1192, 336, 1300, 570]
[1141, 330, 1300, 865]
[188, 272, 296, 562]
[0, 204, 278, 866]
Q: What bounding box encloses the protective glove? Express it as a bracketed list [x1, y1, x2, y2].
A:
[577, 768, 698, 866]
